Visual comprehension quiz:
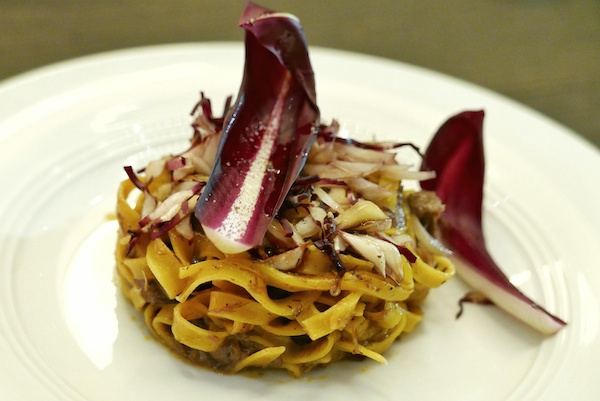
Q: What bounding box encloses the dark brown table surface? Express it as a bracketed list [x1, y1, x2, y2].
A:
[1, 0, 598, 149]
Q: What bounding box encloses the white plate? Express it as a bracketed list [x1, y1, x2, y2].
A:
[1, 43, 599, 401]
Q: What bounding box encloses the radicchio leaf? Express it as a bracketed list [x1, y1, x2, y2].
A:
[194, 2, 319, 254]
[421, 110, 566, 334]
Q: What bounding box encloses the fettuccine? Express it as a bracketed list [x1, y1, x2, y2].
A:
[115, 98, 455, 376]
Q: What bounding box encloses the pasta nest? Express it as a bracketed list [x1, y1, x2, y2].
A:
[115, 113, 455, 377]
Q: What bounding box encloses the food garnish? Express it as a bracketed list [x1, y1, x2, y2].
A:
[194, 2, 319, 254]
[421, 111, 566, 334]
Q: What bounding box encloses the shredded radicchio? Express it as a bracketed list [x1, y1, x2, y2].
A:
[124, 165, 146, 191]
[317, 121, 422, 154]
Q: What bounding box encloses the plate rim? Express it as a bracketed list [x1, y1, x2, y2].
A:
[1, 42, 599, 401]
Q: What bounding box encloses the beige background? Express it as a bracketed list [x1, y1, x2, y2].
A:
[1, 0, 599, 149]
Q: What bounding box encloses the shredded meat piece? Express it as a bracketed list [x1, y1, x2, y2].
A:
[174, 343, 212, 366]
[171, 335, 266, 373]
[407, 191, 445, 225]
[209, 339, 243, 370]
[135, 279, 171, 306]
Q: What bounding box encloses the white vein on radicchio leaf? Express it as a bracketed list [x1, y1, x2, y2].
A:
[194, 2, 320, 254]
[420, 110, 566, 334]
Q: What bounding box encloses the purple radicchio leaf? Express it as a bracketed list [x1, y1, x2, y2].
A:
[194, 2, 319, 254]
[421, 110, 566, 334]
